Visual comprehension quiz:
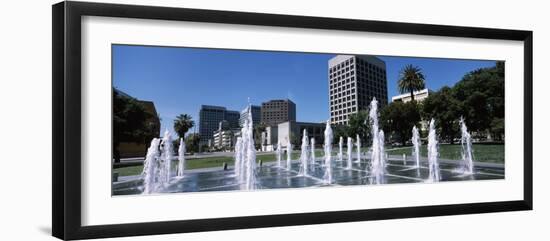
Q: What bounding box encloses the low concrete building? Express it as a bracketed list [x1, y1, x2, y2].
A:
[391, 88, 432, 103]
[277, 121, 326, 149]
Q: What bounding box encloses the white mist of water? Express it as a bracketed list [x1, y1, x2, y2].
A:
[369, 98, 386, 184]
[276, 140, 282, 168]
[412, 126, 421, 168]
[244, 111, 257, 190]
[299, 129, 309, 176]
[323, 120, 334, 184]
[402, 153, 407, 166]
[355, 134, 361, 163]
[234, 137, 243, 176]
[310, 138, 316, 164]
[160, 130, 173, 185]
[347, 137, 353, 170]
[142, 138, 161, 194]
[427, 119, 441, 182]
[286, 138, 292, 170]
[177, 138, 186, 177]
[460, 117, 475, 174]
[338, 136, 343, 162]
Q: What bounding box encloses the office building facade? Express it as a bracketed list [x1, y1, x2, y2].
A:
[328, 55, 388, 125]
[239, 105, 262, 127]
[199, 105, 240, 145]
[261, 99, 296, 126]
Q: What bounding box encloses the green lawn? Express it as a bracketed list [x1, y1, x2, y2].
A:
[386, 144, 504, 163]
[114, 150, 326, 177]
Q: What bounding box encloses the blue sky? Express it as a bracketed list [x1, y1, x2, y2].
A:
[113, 45, 496, 135]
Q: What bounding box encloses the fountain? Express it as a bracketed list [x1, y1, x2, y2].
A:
[286, 138, 292, 170]
[402, 154, 407, 166]
[369, 98, 386, 184]
[160, 130, 173, 185]
[459, 117, 475, 174]
[234, 137, 243, 176]
[177, 138, 186, 177]
[244, 114, 257, 190]
[299, 129, 309, 176]
[355, 134, 361, 163]
[338, 136, 343, 162]
[276, 140, 282, 168]
[412, 126, 421, 168]
[142, 138, 161, 194]
[427, 119, 441, 182]
[346, 137, 353, 170]
[310, 138, 316, 164]
[323, 120, 334, 184]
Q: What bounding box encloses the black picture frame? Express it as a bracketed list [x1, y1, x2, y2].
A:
[52, 1, 533, 240]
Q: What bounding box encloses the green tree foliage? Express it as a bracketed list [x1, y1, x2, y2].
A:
[173, 114, 194, 139]
[185, 133, 201, 153]
[452, 61, 505, 137]
[422, 87, 461, 143]
[332, 125, 350, 145]
[421, 61, 505, 142]
[113, 89, 158, 162]
[347, 110, 371, 143]
[398, 64, 426, 101]
[380, 101, 421, 145]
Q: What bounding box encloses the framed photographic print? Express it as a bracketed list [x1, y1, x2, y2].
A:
[52, 1, 533, 240]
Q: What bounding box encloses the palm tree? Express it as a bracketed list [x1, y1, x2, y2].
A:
[173, 114, 195, 139]
[397, 64, 426, 101]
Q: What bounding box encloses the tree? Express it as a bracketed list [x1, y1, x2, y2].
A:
[422, 87, 461, 144]
[173, 114, 194, 139]
[185, 133, 201, 154]
[113, 89, 157, 162]
[397, 64, 426, 101]
[380, 101, 421, 145]
[453, 62, 504, 135]
[347, 110, 371, 143]
[332, 125, 350, 145]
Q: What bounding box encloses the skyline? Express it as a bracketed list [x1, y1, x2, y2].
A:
[113, 45, 497, 136]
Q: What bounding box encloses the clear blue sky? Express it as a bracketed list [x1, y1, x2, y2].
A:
[113, 45, 496, 136]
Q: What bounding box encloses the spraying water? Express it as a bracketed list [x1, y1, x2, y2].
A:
[459, 117, 475, 174]
[369, 98, 386, 184]
[299, 129, 309, 176]
[142, 138, 161, 194]
[338, 137, 343, 162]
[276, 140, 282, 168]
[402, 154, 407, 166]
[286, 138, 292, 170]
[427, 119, 441, 182]
[310, 138, 316, 164]
[160, 130, 173, 186]
[355, 134, 361, 163]
[234, 137, 243, 176]
[244, 111, 257, 190]
[323, 120, 334, 184]
[177, 138, 186, 177]
[346, 137, 353, 169]
[412, 126, 421, 168]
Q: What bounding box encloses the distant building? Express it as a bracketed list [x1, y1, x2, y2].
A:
[212, 127, 240, 149]
[328, 55, 388, 125]
[239, 105, 261, 127]
[277, 121, 326, 149]
[391, 88, 432, 103]
[261, 99, 296, 126]
[199, 105, 240, 146]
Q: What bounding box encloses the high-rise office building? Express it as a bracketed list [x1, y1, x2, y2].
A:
[328, 55, 388, 125]
[239, 105, 261, 127]
[199, 105, 240, 145]
[261, 99, 296, 126]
